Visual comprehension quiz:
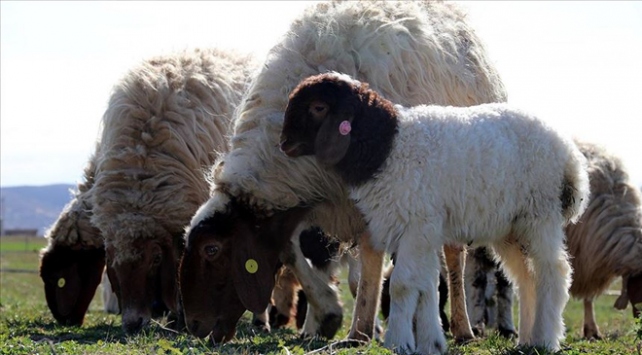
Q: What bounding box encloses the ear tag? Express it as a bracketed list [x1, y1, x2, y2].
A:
[339, 120, 351, 135]
[245, 259, 258, 274]
[57, 278, 66, 288]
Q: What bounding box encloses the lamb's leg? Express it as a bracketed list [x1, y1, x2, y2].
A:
[528, 226, 571, 351]
[444, 244, 475, 342]
[414, 249, 448, 355]
[344, 250, 385, 339]
[285, 223, 343, 339]
[348, 231, 384, 342]
[582, 298, 602, 340]
[495, 268, 517, 338]
[492, 239, 536, 345]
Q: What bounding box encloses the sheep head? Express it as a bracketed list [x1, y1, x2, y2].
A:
[105, 225, 181, 334]
[39, 246, 105, 326]
[179, 196, 309, 343]
[280, 72, 365, 166]
[280, 73, 398, 186]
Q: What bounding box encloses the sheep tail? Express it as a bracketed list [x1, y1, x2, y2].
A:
[560, 146, 590, 225]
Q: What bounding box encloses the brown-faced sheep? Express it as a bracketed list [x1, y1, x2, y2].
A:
[90, 47, 256, 334]
[39, 152, 105, 326]
[180, 0, 506, 345]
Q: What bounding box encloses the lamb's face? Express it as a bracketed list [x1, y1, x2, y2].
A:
[40, 246, 106, 326]
[179, 199, 309, 343]
[105, 236, 178, 334]
[280, 74, 358, 166]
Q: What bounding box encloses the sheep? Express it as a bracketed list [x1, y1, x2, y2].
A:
[465, 140, 642, 340]
[565, 140, 642, 339]
[89, 47, 257, 334]
[180, 0, 507, 344]
[279, 72, 590, 353]
[39, 152, 105, 326]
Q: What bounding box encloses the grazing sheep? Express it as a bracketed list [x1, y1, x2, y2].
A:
[181, 0, 506, 343]
[90, 47, 256, 334]
[279, 72, 589, 353]
[39, 153, 105, 326]
[566, 140, 642, 339]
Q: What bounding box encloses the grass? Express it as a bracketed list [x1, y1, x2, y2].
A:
[1, 235, 641, 354]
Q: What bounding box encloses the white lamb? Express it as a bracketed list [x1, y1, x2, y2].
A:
[279, 72, 589, 354]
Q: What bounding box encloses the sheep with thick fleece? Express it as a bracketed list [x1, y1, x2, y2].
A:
[465, 140, 642, 340]
[184, 0, 506, 342]
[89, 47, 256, 333]
[39, 152, 105, 326]
[279, 72, 589, 353]
[566, 140, 642, 338]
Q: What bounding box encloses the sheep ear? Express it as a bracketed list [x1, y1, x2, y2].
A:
[232, 226, 281, 314]
[314, 114, 351, 166]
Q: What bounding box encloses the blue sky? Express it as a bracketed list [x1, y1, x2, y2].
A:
[2, 1, 641, 188]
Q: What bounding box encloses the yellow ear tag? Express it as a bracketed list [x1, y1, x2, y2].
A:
[57, 278, 66, 288]
[245, 259, 258, 274]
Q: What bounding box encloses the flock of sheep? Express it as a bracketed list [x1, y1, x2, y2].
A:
[38, 1, 641, 354]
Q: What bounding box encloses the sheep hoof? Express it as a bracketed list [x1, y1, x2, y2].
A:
[497, 326, 518, 339]
[252, 318, 271, 333]
[583, 325, 602, 340]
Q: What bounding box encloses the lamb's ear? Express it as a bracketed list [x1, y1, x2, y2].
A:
[232, 225, 281, 314]
[314, 113, 352, 166]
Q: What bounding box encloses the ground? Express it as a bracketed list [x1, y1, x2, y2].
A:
[0, 235, 640, 355]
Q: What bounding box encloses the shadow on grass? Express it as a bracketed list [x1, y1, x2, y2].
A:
[3, 317, 128, 345]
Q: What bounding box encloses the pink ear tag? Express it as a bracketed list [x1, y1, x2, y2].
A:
[339, 120, 351, 135]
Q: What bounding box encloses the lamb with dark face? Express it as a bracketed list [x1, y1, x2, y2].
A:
[280, 72, 589, 354]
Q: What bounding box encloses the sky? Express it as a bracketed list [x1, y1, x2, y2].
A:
[1, 1, 641, 188]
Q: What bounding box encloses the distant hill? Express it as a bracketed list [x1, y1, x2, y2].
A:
[0, 184, 76, 236]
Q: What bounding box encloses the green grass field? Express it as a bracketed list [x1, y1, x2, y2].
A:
[1, 235, 640, 354]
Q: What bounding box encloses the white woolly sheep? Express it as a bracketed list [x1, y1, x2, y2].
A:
[183, 0, 506, 343]
[466, 139, 642, 340]
[89, 47, 257, 333]
[39, 152, 106, 326]
[279, 72, 590, 353]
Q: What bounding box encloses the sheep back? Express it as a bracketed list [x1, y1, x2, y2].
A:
[90, 48, 256, 263]
[567, 140, 642, 299]
[210, 0, 506, 239]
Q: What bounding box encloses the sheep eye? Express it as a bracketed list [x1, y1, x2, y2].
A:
[204, 245, 219, 257]
[152, 254, 162, 265]
[309, 102, 328, 117]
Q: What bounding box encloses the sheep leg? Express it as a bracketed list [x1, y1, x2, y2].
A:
[444, 244, 475, 342]
[582, 298, 602, 340]
[414, 249, 449, 355]
[495, 268, 517, 338]
[348, 231, 384, 342]
[269, 266, 300, 329]
[285, 224, 343, 339]
[344, 249, 385, 339]
[528, 226, 571, 351]
[464, 247, 490, 337]
[492, 240, 536, 345]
